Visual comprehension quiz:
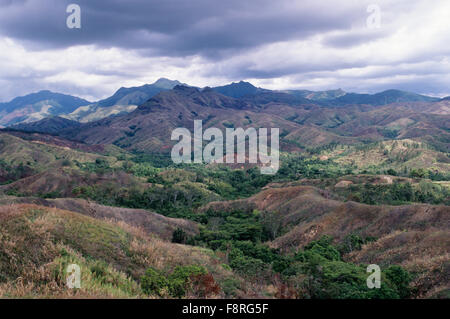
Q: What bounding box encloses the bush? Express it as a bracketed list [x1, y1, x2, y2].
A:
[141, 265, 210, 298]
[61, 159, 71, 167]
[221, 278, 241, 297]
[172, 228, 187, 244]
[303, 236, 341, 261]
[385, 265, 411, 298]
[190, 273, 221, 298]
[140, 267, 168, 297]
[228, 248, 268, 278]
[386, 168, 397, 176]
[167, 265, 208, 298]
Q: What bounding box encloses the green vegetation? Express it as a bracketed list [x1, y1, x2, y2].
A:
[0, 131, 447, 299]
[344, 181, 450, 205]
[140, 265, 220, 298]
[188, 208, 412, 298]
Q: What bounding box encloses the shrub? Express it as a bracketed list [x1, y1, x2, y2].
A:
[221, 278, 241, 297]
[190, 273, 221, 298]
[385, 265, 411, 298]
[228, 248, 268, 277]
[172, 228, 187, 244]
[386, 168, 397, 176]
[61, 159, 71, 167]
[167, 265, 208, 298]
[141, 265, 211, 298]
[140, 267, 168, 297]
[303, 236, 341, 261]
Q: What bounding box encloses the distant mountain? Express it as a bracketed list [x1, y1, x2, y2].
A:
[65, 78, 187, 122]
[5, 81, 447, 153]
[212, 81, 314, 105]
[97, 78, 186, 108]
[12, 83, 447, 154]
[283, 88, 346, 101]
[3, 81, 443, 128]
[63, 104, 139, 123]
[10, 116, 81, 134]
[0, 90, 90, 127]
[45, 85, 292, 152]
[212, 83, 439, 107]
[328, 89, 439, 106]
[212, 81, 267, 98]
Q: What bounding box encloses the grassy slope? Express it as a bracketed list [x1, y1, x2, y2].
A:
[323, 139, 450, 173]
[0, 196, 199, 241]
[0, 204, 236, 298]
[0, 167, 144, 197]
[0, 134, 101, 169]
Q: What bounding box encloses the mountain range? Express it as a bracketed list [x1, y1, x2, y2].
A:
[0, 79, 443, 128]
[9, 82, 449, 156]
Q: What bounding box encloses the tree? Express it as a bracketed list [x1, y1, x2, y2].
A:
[260, 210, 282, 240]
[385, 265, 411, 298]
[172, 228, 187, 244]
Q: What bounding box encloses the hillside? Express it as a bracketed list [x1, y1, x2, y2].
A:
[201, 184, 449, 298]
[0, 132, 121, 179]
[0, 91, 90, 127]
[0, 204, 236, 298]
[323, 139, 450, 174]
[0, 197, 199, 240]
[0, 167, 143, 198]
[11, 116, 81, 134]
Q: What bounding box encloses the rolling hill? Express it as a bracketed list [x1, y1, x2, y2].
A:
[200, 184, 449, 298]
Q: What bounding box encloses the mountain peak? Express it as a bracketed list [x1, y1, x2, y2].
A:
[152, 78, 184, 89]
[212, 81, 259, 98]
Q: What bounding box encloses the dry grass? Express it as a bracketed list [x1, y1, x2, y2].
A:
[0, 204, 236, 298]
[0, 197, 199, 241]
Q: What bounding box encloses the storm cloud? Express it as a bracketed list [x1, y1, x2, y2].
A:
[0, 0, 449, 101]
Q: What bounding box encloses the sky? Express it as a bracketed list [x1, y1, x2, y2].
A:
[0, 0, 449, 102]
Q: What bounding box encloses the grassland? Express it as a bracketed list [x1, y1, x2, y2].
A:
[0, 131, 448, 299]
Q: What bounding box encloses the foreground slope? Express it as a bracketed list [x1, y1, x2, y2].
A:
[0, 204, 236, 298]
[201, 184, 450, 297]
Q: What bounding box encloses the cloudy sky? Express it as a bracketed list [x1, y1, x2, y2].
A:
[0, 0, 449, 102]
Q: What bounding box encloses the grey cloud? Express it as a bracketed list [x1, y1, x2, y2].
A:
[321, 29, 389, 48]
[0, 0, 366, 58]
[0, 0, 449, 100]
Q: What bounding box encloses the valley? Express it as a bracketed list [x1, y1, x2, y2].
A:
[0, 81, 449, 299]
